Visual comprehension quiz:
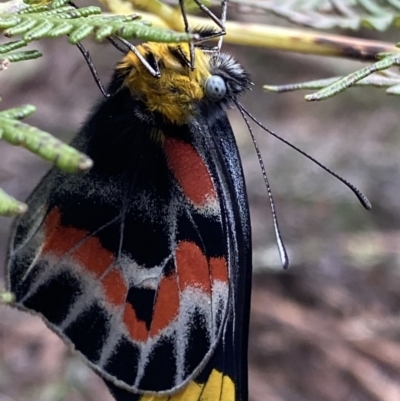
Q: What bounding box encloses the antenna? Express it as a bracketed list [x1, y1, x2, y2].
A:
[179, 0, 229, 67]
[236, 103, 372, 211]
[236, 103, 290, 269]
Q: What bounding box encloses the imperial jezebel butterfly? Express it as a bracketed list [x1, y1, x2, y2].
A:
[6, 24, 253, 401]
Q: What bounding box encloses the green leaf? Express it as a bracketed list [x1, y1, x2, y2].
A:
[62, 6, 102, 19]
[23, 20, 54, 40]
[50, 0, 72, 9]
[3, 18, 37, 36]
[68, 24, 94, 44]
[2, 122, 93, 172]
[305, 53, 400, 100]
[264, 78, 341, 93]
[5, 49, 42, 61]
[0, 105, 93, 173]
[24, 5, 76, 17]
[94, 24, 114, 42]
[17, 5, 50, 14]
[0, 104, 35, 119]
[0, 4, 193, 44]
[46, 21, 74, 37]
[0, 291, 16, 303]
[116, 23, 192, 42]
[0, 39, 28, 53]
[0, 16, 21, 29]
[264, 52, 400, 99]
[0, 188, 27, 216]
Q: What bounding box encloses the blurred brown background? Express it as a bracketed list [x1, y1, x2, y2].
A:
[1, 6, 400, 401]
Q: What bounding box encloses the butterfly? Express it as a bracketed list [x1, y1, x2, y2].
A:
[6, 37, 253, 401]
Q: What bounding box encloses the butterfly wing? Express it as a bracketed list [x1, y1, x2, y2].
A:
[103, 106, 252, 401]
[7, 86, 252, 400]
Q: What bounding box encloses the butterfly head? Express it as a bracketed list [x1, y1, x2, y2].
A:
[115, 42, 251, 125]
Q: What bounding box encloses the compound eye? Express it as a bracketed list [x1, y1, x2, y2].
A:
[205, 75, 226, 101]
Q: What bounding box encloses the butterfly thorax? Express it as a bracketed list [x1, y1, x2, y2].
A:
[116, 43, 211, 125]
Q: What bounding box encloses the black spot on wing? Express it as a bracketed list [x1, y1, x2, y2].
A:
[139, 336, 176, 391]
[194, 320, 238, 390]
[104, 336, 140, 386]
[119, 147, 172, 267]
[22, 268, 83, 325]
[192, 212, 225, 258]
[184, 308, 211, 378]
[56, 196, 120, 238]
[122, 211, 170, 267]
[177, 210, 225, 258]
[64, 303, 110, 363]
[163, 257, 175, 276]
[126, 286, 156, 330]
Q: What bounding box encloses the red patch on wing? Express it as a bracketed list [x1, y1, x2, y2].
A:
[43, 208, 115, 278]
[164, 138, 216, 207]
[210, 257, 228, 283]
[71, 237, 114, 278]
[101, 268, 128, 306]
[176, 241, 211, 294]
[150, 273, 179, 337]
[42, 208, 86, 257]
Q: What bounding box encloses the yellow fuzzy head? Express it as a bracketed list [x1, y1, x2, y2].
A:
[116, 43, 212, 125]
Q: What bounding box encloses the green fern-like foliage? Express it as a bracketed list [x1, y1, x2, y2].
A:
[264, 50, 400, 99]
[228, 0, 400, 31]
[243, 0, 400, 99]
[0, 290, 14, 303]
[0, 2, 192, 44]
[0, 105, 93, 172]
[0, 104, 94, 215]
[0, 187, 27, 216]
[0, 39, 42, 65]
